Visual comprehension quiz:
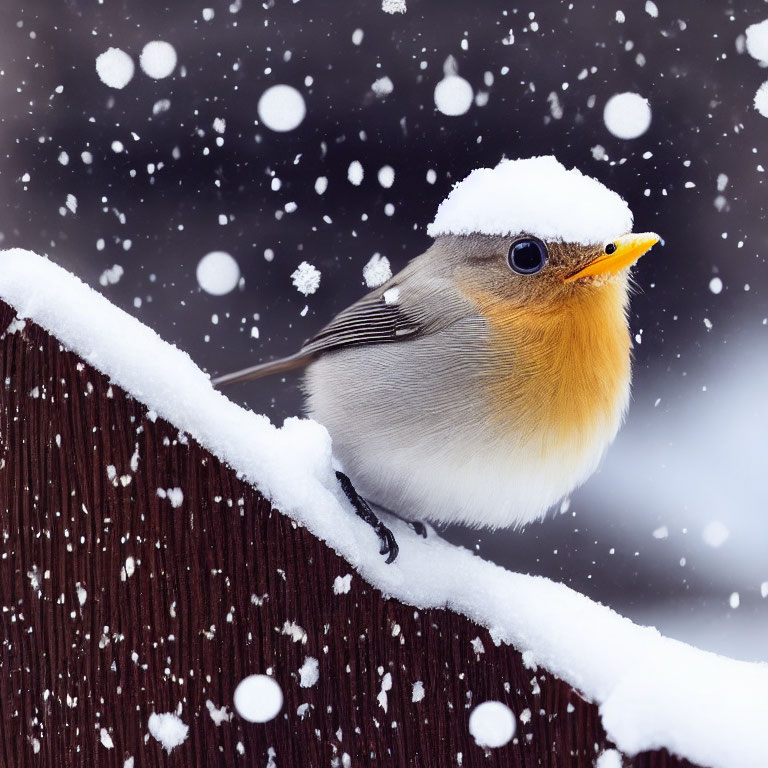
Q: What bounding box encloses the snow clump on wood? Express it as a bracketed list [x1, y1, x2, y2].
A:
[147, 712, 188, 752]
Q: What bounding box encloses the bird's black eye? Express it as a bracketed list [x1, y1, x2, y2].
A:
[507, 237, 548, 275]
[604, 242, 617, 255]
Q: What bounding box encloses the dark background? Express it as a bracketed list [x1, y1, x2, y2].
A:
[1, 0, 766, 660]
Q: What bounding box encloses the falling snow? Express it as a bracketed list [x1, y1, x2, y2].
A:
[434, 75, 473, 116]
[196, 252, 240, 296]
[139, 41, 178, 79]
[99, 265, 125, 287]
[702, 520, 730, 548]
[603, 92, 652, 139]
[754, 81, 768, 119]
[372, 76, 394, 96]
[291, 262, 321, 296]
[468, 701, 516, 749]
[347, 161, 364, 186]
[362, 253, 392, 288]
[95, 48, 135, 89]
[258, 85, 306, 132]
[381, 0, 406, 14]
[377, 165, 395, 188]
[233, 675, 284, 722]
[745, 19, 768, 64]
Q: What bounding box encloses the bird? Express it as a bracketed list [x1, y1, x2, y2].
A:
[213, 157, 659, 563]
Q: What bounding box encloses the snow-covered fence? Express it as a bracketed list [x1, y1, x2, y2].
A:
[1, 251, 764, 767]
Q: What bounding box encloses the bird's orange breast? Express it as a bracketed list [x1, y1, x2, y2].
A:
[466, 281, 632, 454]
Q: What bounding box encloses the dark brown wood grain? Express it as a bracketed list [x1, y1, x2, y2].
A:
[0, 300, 700, 768]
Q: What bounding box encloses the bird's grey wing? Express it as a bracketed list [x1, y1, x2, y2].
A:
[211, 289, 427, 387]
[301, 249, 478, 355]
[212, 248, 475, 387]
[300, 291, 421, 355]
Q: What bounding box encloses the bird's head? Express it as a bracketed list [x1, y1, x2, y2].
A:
[427, 156, 659, 312]
[439, 230, 659, 310]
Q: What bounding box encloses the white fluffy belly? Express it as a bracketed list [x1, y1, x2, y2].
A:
[335, 421, 621, 529]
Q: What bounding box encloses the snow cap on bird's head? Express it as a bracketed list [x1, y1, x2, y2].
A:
[426, 156, 634, 246]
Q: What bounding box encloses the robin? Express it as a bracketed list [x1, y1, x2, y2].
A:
[213, 157, 659, 563]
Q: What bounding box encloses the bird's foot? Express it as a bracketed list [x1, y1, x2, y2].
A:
[335, 471, 399, 564]
[410, 521, 428, 539]
[373, 520, 399, 562]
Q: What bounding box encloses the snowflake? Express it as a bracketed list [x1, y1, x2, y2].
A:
[291, 262, 321, 296]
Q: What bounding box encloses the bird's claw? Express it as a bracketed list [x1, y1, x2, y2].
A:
[376, 522, 399, 564]
[410, 521, 428, 539]
[336, 470, 399, 564]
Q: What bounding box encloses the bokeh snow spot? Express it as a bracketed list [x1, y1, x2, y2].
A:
[702, 520, 730, 548]
[468, 701, 516, 748]
[434, 75, 473, 116]
[377, 165, 395, 188]
[754, 81, 768, 119]
[257, 85, 306, 132]
[96, 48, 135, 89]
[372, 76, 394, 96]
[233, 674, 283, 722]
[314, 176, 328, 195]
[139, 41, 178, 79]
[603, 92, 652, 139]
[99, 264, 124, 287]
[745, 19, 768, 64]
[196, 251, 240, 296]
[347, 160, 364, 186]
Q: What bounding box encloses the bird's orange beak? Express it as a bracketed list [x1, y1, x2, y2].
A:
[564, 232, 660, 282]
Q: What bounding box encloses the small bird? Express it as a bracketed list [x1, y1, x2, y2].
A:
[214, 157, 659, 563]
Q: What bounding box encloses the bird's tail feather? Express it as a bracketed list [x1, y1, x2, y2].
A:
[211, 352, 312, 387]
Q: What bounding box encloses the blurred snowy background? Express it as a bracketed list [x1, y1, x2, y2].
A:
[1, 0, 766, 661]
